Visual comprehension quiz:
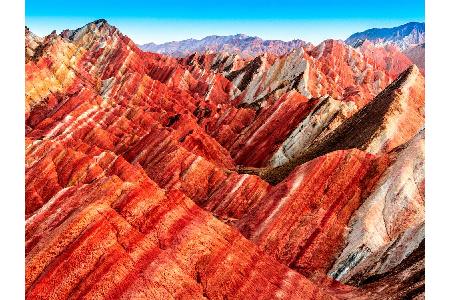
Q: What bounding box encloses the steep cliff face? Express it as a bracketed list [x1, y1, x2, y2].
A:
[25, 20, 425, 299]
[329, 130, 425, 284]
[261, 64, 424, 184]
[238, 149, 387, 278]
[268, 96, 358, 168]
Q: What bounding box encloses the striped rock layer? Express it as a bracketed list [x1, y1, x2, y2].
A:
[25, 20, 425, 300]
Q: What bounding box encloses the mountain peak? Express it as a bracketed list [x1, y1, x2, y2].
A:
[234, 33, 250, 39]
[60, 18, 118, 43]
[82, 18, 114, 31]
[92, 18, 108, 25]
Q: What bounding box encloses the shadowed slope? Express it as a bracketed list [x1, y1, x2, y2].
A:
[260, 65, 424, 184]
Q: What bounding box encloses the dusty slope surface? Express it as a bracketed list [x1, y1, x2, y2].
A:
[403, 43, 425, 71]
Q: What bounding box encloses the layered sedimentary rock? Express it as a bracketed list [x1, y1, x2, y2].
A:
[238, 149, 387, 278]
[269, 96, 358, 167]
[176, 38, 413, 112]
[25, 19, 425, 300]
[229, 91, 318, 167]
[236, 132, 424, 297]
[353, 238, 425, 299]
[261, 64, 424, 184]
[26, 144, 337, 299]
[329, 130, 425, 283]
[357, 41, 416, 78]
[169, 39, 414, 172]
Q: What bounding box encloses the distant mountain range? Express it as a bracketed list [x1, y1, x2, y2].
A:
[139, 34, 311, 58]
[345, 22, 425, 51]
[139, 22, 425, 68]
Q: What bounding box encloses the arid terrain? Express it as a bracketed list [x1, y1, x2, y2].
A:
[25, 20, 425, 299]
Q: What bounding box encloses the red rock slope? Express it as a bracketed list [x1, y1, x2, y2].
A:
[25, 20, 425, 299]
[26, 145, 337, 299]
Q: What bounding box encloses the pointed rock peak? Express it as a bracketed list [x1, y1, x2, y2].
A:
[354, 39, 371, 48]
[76, 19, 111, 31]
[85, 18, 115, 32]
[86, 19, 115, 32]
[310, 39, 351, 58]
[406, 64, 421, 75]
[186, 51, 200, 61]
[61, 19, 119, 43]
[235, 33, 249, 39]
[42, 30, 58, 43]
[321, 39, 345, 46]
[283, 47, 305, 60]
[25, 27, 41, 40]
[389, 64, 421, 88]
[92, 18, 108, 26]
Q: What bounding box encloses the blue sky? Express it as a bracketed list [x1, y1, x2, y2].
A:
[25, 0, 424, 44]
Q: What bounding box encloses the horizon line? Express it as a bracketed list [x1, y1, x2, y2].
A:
[25, 18, 425, 45]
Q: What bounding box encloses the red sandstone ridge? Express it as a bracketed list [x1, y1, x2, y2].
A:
[26, 146, 337, 299]
[25, 20, 425, 299]
[357, 41, 414, 77]
[260, 64, 424, 184]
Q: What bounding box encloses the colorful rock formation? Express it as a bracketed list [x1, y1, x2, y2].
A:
[25, 20, 425, 299]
